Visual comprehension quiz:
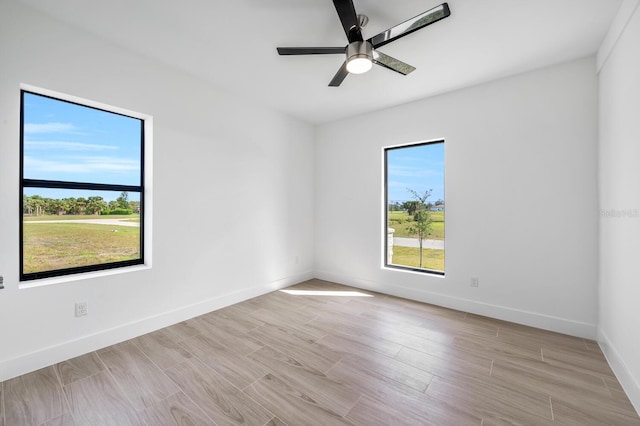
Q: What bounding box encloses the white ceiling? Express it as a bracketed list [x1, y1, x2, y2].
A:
[19, 0, 621, 124]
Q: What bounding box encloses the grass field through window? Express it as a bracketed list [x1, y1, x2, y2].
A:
[23, 216, 140, 274]
[388, 210, 444, 239]
[388, 210, 444, 271]
[390, 246, 444, 271]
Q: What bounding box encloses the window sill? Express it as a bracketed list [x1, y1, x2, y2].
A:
[382, 265, 446, 277]
[19, 264, 151, 289]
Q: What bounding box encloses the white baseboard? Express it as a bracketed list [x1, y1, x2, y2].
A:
[314, 270, 597, 339]
[0, 271, 314, 382]
[598, 330, 640, 415]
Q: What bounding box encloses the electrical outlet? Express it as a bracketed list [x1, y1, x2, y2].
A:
[470, 277, 479, 287]
[75, 302, 88, 317]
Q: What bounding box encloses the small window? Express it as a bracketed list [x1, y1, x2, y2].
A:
[384, 140, 445, 275]
[20, 90, 146, 281]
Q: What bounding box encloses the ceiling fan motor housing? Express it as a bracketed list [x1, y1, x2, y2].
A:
[346, 41, 374, 73]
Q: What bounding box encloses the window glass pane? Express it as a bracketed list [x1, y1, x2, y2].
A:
[22, 188, 141, 275]
[22, 92, 142, 186]
[386, 141, 445, 273]
[20, 89, 146, 281]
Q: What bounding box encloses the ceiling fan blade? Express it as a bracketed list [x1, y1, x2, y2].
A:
[373, 51, 416, 75]
[368, 3, 451, 49]
[277, 47, 345, 55]
[329, 62, 349, 87]
[333, 0, 363, 43]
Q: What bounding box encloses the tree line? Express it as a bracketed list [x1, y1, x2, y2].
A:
[23, 191, 140, 216]
[389, 198, 444, 215]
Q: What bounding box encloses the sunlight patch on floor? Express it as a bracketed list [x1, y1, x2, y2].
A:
[279, 289, 374, 297]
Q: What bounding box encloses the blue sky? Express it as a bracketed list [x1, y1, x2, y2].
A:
[387, 142, 445, 203]
[23, 92, 141, 201]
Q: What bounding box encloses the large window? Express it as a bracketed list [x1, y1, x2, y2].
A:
[385, 140, 445, 275]
[20, 89, 146, 281]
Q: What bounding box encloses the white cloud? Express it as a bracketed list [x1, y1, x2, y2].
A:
[77, 156, 140, 172]
[23, 122, 77, 134]
[388, 164, 441, 178]
[24, 156, 140, 175]
[24, 141, 118, 151]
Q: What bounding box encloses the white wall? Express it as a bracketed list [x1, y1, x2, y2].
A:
[0, 1, 315, 381]
[598, 0, 640, 412]
[315, 57, 599, 338]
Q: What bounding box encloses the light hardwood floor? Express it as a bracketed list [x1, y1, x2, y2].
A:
[2, 279, 639, 425]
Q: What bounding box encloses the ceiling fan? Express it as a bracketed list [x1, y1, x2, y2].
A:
[277, 1, 451, 87]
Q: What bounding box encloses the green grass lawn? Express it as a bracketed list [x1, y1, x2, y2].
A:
[390, 246, 444, 272]
[388, 210, 445, 239]
[23, 222, 140, 273]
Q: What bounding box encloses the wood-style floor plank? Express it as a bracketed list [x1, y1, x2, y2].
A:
[551, 395, 640, 426]
[391, 296, 468, 321]
[327, 354, 433, 407]
[263, 416, 288, 426]
[541, 345, 617, 378]
[245, 373, 354, 426]
[317, 330, 403, 359]
[426, 375, 555, 425]
[362, 308, 499, 341]
[2, 279, 639, 425]
[248, 307, 326, 339]
[244, 292, 306, 314]
[178, 333, 269, 389]
[331, 352, 434, 393]
[43, 413, 76, 426]
[346, 393, 481, 426]
[331, 350, 481, 425]
[491, 356, 611, 399]
[54, 352, 104, 386]
[248, 323, 343, 373]
[248, 345, 359, 417]
[452, 333, 543, 363]
[4, 366, 67, 426]
[308, 310, 455, 351]
[141, 391, 212, 426]
[198, 305, 265, 335]
[301, 298, 374, 318]
[63, 370, 144, 425]
[194, 316, 265, 356]
[394, 345, 492, 382]
[98, 341, 179, 410]
[164, 358, 272, 426]
[160, 319, 202, 343]
[133, 328, 194, 370]
[497, 324, 588, 352]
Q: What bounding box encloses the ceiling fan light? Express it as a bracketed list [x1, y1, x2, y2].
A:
[347, 56, 373, 74]
[346, 41, 374, 74]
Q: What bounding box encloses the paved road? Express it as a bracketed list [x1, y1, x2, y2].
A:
[27, 218, 140, 227]
[393, 237, 444, 249]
